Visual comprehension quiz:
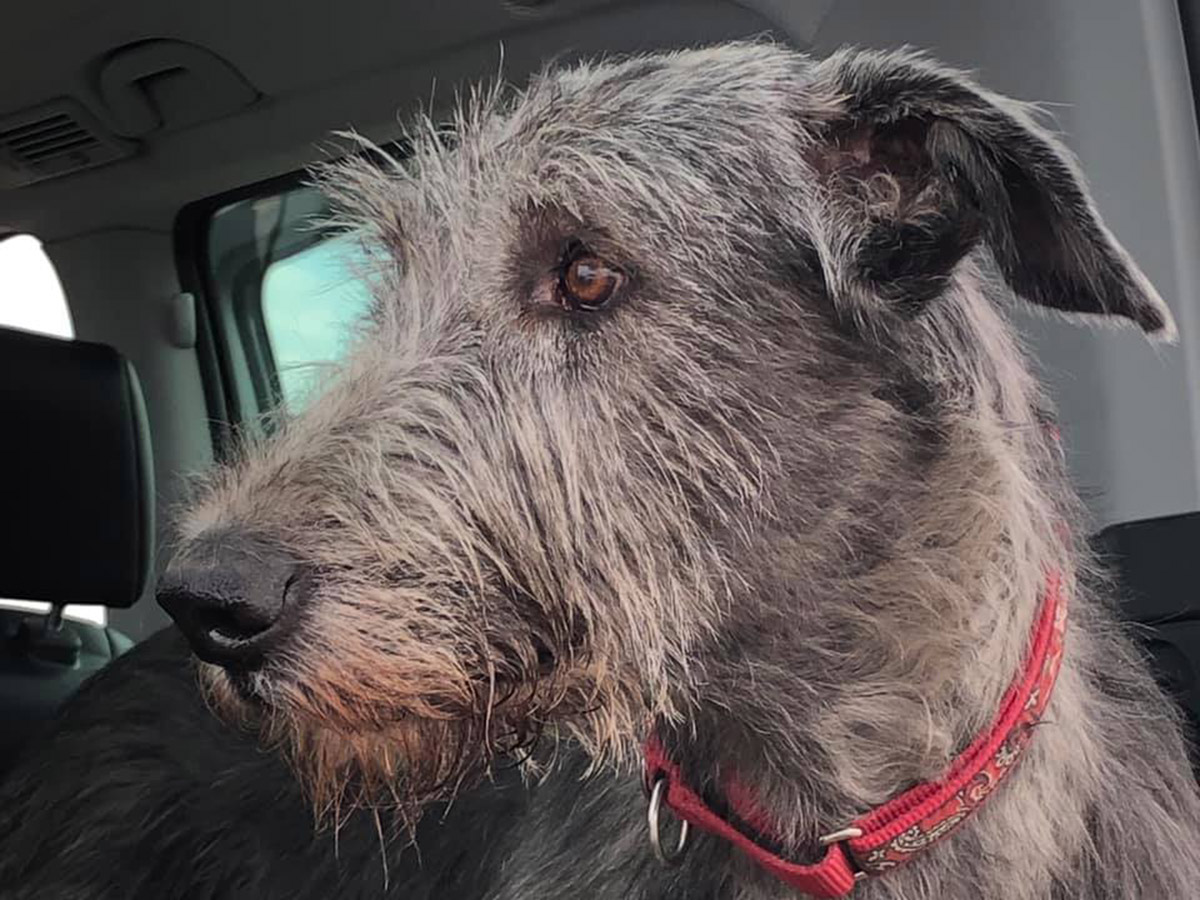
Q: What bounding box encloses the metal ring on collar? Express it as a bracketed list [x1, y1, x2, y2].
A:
[647, 776, 690, 866]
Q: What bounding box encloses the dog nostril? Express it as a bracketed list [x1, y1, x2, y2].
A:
[193, 598, 278, 643]
[201, 573, 302, 642]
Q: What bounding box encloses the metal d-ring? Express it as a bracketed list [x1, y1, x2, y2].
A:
[647, 776, 690, 866]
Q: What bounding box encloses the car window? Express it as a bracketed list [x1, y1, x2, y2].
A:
[261, 232, 375, 410]
[0, 234, 104, 627]
[0, 235, 73, 339]
[202, 184, 377, 418]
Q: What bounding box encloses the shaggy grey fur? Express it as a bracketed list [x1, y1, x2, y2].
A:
[2, 42, 1198, 899]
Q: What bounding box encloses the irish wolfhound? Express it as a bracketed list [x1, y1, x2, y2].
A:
[2, 42, 1198, 900]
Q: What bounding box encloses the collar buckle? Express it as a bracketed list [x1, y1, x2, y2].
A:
[818, 828, 869, 886]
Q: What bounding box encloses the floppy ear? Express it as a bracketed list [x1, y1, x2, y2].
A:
[807, 48, 1174, 338]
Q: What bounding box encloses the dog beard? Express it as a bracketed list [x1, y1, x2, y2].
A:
[196, 662, 536, 831]
[194, 635, 651, 834]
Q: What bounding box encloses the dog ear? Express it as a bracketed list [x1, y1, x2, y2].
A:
[807, 48, 1174, 337]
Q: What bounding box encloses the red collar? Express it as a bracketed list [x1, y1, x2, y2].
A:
[643, 571, 1067, 898]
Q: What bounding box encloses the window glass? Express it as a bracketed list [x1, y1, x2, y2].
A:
[204, 184, 378, 415]
[261, 233, 375, 410]
[0, 235, 73, 339]
[0, 234, 104, 626]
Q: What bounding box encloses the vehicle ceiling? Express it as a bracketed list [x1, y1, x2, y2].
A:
[0, 0, 826, 240]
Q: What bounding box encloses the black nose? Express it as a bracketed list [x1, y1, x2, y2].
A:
[158, 542, 304, 669]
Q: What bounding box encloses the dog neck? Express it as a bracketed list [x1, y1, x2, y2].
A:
[651, 395, 1074, 868]
[646, 568, 1067, 897]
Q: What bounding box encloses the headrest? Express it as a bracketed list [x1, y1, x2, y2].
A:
[1096, 511, 1200, 623]
[0, 326, 154, 608]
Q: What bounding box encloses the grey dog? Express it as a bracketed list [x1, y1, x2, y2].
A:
[2, 42, 1199, 900]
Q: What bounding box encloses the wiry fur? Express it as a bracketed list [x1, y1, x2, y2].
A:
[1, 42, 1198, 899]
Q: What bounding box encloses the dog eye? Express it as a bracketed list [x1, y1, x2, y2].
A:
[557, 245, 624, 311]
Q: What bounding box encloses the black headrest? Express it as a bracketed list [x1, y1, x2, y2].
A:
[0, 326, 154, 608]
[1096, 512, 1200, 623]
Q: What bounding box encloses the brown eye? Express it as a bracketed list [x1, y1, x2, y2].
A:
[558, 248, 624, 311]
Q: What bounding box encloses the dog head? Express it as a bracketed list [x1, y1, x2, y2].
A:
[158, 43, 1170, 821]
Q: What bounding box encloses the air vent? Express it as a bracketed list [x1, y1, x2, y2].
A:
[0, 99, 134, 188]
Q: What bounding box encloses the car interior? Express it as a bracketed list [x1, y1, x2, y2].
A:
[1, 0, 1198, 795]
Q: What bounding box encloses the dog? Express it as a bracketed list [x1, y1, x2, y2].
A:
[2, 42, 1198, 900]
